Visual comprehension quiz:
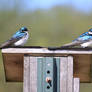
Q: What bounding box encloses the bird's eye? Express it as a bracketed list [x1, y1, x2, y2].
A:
[22, 28, 28, 31]
[20, 27, 28, 32]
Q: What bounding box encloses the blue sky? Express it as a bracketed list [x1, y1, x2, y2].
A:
[0, 0, 92, 13]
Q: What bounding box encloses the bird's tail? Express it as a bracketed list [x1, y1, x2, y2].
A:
[61, 41, 82, 48]
[0, 41, 11, 49]
[0, 39, 15, 49]
[0, 37, 19, 49]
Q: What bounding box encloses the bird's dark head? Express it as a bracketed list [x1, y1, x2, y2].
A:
[88, 28, 92, 35]
[20, 27, 28, 32]
[89, 28, 92, 32]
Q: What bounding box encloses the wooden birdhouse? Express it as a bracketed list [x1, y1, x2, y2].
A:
[2, 46, 92, 92]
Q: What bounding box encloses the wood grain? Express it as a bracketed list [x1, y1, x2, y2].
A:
[2, 53, 23, 82]
[23, 56, 30, 92]
[60, 56, 74, 92]
[60, 57, 68, 92]
[23, 56, 37, 92]
[67, 56, 73, 92]
[29, 57, 37, 92]
[73, 54, 91, 82]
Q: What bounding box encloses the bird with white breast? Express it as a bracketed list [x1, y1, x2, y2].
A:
[0, 27, 29, 48]
[62, 28, 92, 48]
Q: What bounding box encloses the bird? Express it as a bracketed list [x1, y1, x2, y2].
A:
[62, 28, 92, 48]
[0, 27, 29, 48]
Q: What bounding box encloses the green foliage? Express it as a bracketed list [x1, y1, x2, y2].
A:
[0, 6, 92, 92]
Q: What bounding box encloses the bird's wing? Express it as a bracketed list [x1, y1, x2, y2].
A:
[12, 31, 26, 38]
[0, 32, 27, 49]
[0, 37, 22, 49]
[62, 35, 92, 48]
[61, 41, 84, 48]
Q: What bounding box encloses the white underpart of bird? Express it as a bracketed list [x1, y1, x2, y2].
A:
[14, 32, 29, 46]
[62, 39, 92, 48]
[80, 40, 92, 48]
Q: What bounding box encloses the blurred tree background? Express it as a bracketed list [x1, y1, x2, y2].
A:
[0, 0, 92, 92]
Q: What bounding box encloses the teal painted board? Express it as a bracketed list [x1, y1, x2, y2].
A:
[37, 58, 43, 92]
[37, 57, 60, 92]
[45, 57, 54, 92]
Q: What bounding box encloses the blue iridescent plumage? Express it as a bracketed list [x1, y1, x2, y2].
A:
[77, 35, 92, 41]
[12, 31, 26, 38]
[12, 27, 27, 38]
[73, 32, 89, 41]
[74, 28, 92, 41]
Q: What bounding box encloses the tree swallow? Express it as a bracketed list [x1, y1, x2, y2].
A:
[62, 28, 92, 48]
[0, 27, 29, 48]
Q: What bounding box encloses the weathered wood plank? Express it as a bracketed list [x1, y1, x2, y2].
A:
[74, 78, 80, 92]
[67, 56, 73, 92]
[73, 54, 91, 82]
[60, 56, 73, 92]
[23, 56, 30, 92]
[2, 48, 92, 54]
[2, 53, 23, 82]
[29, 57, 37, 92]
[60, 57, 68, 92]
[23, 56, 37, 92]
